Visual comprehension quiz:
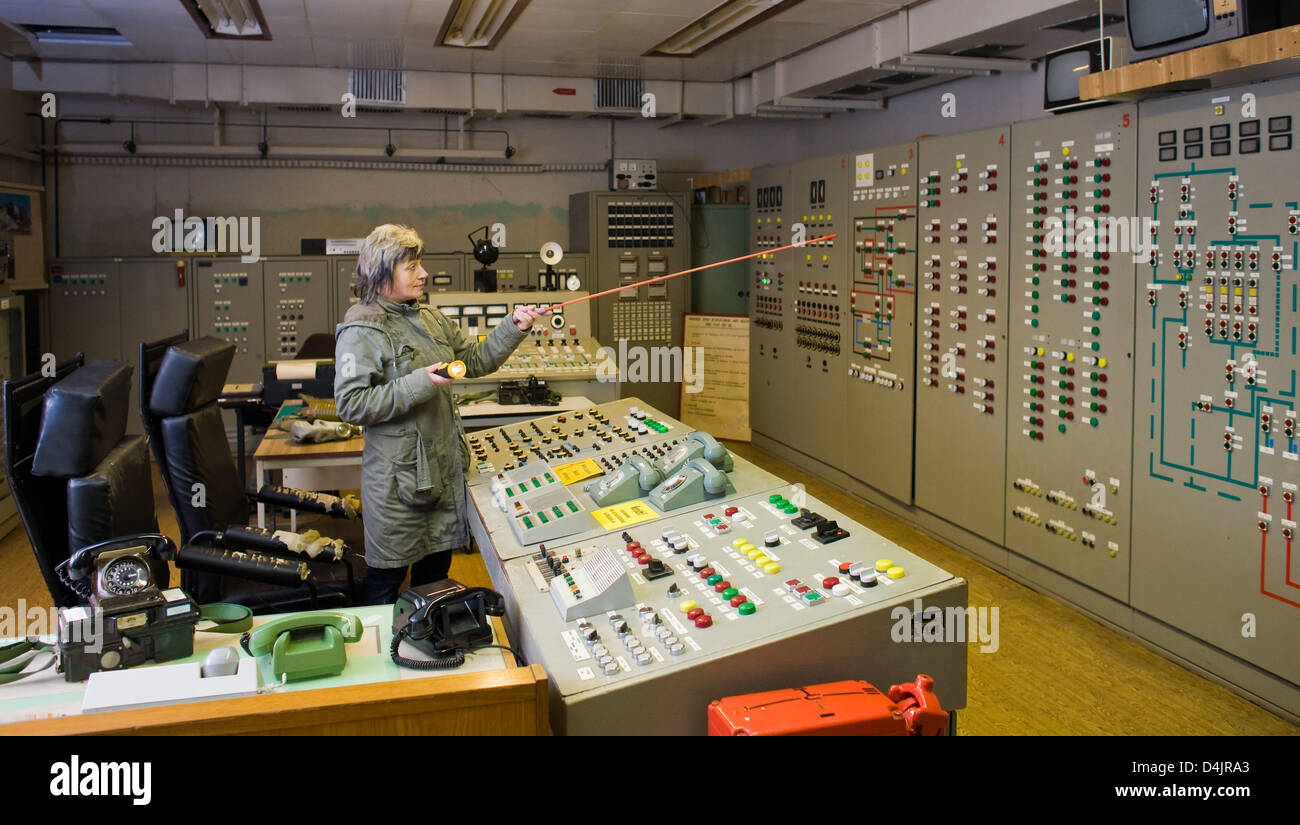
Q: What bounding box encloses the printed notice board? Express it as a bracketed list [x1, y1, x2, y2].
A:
[680, 314, 750, 442]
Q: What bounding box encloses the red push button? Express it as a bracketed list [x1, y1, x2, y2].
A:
[699, 567, 715, 579]
[694, 614, 713, 629]
[822, 576, 840, 589]
[729, 594, 748, 608]
[714, 580, 731, 593]
[687, 607, 704, 621]
[724, 506, 739, 516]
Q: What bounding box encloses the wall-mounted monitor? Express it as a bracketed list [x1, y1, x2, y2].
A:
[1044, 37, 1126, 113]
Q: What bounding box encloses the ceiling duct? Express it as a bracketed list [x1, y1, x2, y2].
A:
[349, 68, 406, 105]
[594, 59, 644, 112]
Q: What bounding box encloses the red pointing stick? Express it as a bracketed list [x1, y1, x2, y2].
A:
[545, 233, 838, 310]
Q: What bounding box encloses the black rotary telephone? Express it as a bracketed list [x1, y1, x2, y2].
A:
[54, 534, 201, 682]
[390, 579, 506, 670]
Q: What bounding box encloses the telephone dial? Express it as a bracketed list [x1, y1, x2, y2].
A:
[391, 579, 506, 669]
[55, 534, 200, 682]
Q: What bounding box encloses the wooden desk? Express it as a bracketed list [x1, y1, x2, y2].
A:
[254, 422, 366, 529]
[0, 610, 548, 736]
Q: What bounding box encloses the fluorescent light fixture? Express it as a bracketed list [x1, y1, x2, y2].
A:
[180, 0, 271, 40]
[21, 25, 131, 46]
[439, 0, 533, 49]
[648, 0, 804, 57]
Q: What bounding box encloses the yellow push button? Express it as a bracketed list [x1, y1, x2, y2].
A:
[875, 559, 894, 572]
[746, 548, 764, 559]
[887, 566, 905, 579]
[763, 562, 782, 575]
[754, 555, 771, 566]
[732, 538, 748, 548]
[679, 600, 697, 613]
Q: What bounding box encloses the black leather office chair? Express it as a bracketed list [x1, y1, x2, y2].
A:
[140, 334, 362, 608]
[2, 356, 160, 607]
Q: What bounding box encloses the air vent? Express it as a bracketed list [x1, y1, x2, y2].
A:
[952, 44, 1024, 58]
[873, 72, 927, 85]
[349, 68, 406, 105]
[595, 59, 644, 110]
[276, 105, 331, 112]
[1047, 13, 1124, 32]
[20, 24, 130, 45]
[821, 84, 885, 98]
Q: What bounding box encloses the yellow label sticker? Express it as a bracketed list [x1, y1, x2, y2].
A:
[553, 458, 603, 485]
[591, 501, 660, 531]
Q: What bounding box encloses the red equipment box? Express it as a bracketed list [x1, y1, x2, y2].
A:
[707, 675, 948, 736]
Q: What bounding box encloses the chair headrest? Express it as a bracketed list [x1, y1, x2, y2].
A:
[149, 337, 235, 416]
[31, 360, 132, 478]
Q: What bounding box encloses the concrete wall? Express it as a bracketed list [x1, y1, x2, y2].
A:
[41, 66, 1057, 260]
[46, 96, 804, 259]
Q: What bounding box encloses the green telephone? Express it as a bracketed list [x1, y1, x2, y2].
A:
[239, 611, 364, 682]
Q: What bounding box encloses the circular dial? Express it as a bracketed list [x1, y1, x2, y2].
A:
[566, 274, 581, 291]
[102, 557, 151, 596]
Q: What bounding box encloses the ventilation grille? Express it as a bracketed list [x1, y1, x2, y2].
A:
[595, 59, 644, 110]
[349, 68, 406, 105]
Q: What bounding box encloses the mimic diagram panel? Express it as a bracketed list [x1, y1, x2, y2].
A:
[914, 127, 1012, 543]
[1006, 107, 1138, 600]
[49, 260, 122, 362]
[194, 258, 265, 384]
[264, 259, 330, 359]
[1133, 77, 1300, 686]
[844, 142, 919, 503]
[787, 155, 850, 468]
[749, 162, 792, 440]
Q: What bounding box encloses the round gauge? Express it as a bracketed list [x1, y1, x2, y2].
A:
[102, 557, 151, 596]
[565, 274, 581, 291]
[550, 313, 566, 330]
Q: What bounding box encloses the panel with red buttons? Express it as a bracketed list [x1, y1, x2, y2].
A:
[913, 126, 1012, 544]
[1005, 106, 1137, 603]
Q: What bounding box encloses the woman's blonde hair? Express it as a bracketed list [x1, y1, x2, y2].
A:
[354, 223, 424, 304]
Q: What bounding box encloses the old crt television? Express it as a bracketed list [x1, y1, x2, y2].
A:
[1044, 37, 1126, 113]
[1127, 0, 1300, 61]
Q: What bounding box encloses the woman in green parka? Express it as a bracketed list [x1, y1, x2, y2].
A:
[335, 224, 545, 605]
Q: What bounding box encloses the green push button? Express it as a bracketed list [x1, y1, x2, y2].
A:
[783, 504, 798, 514]
[768, 494, 782, 503]
[738, 602, 756, 616]
[722, 588, 739, 600]
[1058, 424, 1067, 433]
[707, 574, 723, 586]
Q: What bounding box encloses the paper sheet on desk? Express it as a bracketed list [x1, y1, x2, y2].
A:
[553, 458, 603, 485]
[590, 500, 659, 531]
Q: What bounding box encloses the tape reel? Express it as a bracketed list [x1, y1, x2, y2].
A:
[539, 241, 564, 266]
